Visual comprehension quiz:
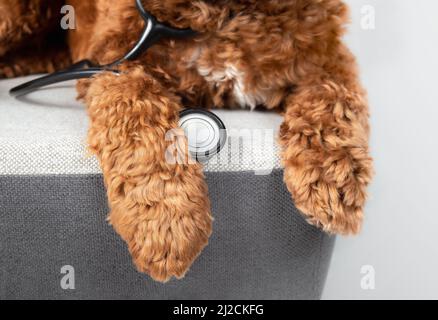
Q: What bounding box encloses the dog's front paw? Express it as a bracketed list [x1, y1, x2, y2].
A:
[286, 170, 364, 234]
[0, 62, 14, 78]
[109, 165, 212, 282]
[283, 151, 372, 235]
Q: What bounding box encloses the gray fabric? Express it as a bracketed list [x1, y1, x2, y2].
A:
[0, 170, 335, 300]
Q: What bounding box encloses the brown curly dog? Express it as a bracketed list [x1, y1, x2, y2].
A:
[0, 0, 373, 282]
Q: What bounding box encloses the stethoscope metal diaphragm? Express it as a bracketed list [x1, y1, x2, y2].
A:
[178, 109, 227, 162]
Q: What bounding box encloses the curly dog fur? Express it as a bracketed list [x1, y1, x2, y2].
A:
[0, 0, 373, 282]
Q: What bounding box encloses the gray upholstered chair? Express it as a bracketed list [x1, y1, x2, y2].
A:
[0, 76, 335, 299]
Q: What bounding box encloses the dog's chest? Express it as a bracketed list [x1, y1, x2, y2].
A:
[188, 48, 266, 109]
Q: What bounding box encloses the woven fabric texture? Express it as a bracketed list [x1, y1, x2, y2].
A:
[0, 171, 335, 300]
[0, 77, 282, 175]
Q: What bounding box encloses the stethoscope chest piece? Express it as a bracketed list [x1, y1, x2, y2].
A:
[179, 109, 227, 162]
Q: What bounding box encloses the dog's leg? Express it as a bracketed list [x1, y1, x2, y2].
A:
[84, 67, 212, 282]
[0, 44, 70, 78]
[0, 0, 69, 78]
[0, 0, 64, 57]
[280, 46, 373, 235]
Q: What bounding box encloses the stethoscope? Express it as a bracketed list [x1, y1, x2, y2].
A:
[9, 0, 227, 162]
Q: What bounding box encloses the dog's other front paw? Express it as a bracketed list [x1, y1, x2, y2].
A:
[280, 81, 373, 235]
[282, 147, 372, 235]
[0, 63, 12, 78]
[0, 62, 17, 79]
[109, 164, 213, 282]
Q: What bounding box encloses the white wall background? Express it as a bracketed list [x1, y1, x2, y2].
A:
[323, 0, 438, 299]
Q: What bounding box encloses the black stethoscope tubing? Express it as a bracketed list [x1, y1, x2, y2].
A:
[9, 0, 196, 97]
